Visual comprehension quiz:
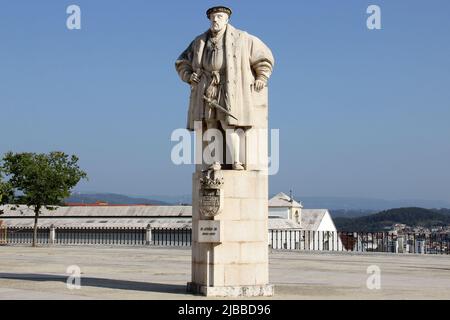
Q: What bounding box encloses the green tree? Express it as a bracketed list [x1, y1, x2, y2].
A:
[0, 172, 13, 207]
[1, 152, 87, 247]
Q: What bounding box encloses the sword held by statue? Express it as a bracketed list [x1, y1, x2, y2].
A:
[203, 96, 239, 121]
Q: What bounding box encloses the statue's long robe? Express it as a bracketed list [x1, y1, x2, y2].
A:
[176, 24, 274, 130]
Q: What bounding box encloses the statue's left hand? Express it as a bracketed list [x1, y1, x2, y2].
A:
[254, 79, 266, 92]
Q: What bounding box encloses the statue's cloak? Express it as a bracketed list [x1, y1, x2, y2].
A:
[176, 24, 274, 130]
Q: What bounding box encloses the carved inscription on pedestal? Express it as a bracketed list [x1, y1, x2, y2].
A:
[198, 220, 222, 243]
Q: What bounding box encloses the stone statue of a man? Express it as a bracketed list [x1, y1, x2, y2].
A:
[176, 6, 274, 170]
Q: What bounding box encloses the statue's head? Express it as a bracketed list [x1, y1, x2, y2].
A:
[206, 6, 232, 33]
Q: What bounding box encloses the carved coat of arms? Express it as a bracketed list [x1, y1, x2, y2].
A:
[199, 172, 224, 217]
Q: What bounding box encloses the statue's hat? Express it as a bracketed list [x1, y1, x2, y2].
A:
[206, 6, 232, 19]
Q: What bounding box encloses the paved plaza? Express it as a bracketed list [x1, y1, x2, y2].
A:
[0, 246, 449, 299]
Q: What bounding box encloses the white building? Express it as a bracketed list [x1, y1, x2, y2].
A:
[268, 192, 343, 250]
[268, 192, 338, 232]
[268, 192, 303, 223]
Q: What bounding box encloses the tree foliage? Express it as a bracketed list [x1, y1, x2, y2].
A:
[0, 172, 13, 209]
[0, 151, 87, 246]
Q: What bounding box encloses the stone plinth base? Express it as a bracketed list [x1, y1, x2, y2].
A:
[187, 282, 274, 297]
[191, 170, 272, 296]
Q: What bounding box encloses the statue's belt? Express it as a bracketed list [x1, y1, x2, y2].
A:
[198, 69, 226, 85]
[192, 69, 237, 120]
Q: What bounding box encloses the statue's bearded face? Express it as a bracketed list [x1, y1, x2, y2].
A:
[209, 12, 229, 33]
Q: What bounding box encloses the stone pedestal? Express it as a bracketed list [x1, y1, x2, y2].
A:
[188, 170, 273, 297]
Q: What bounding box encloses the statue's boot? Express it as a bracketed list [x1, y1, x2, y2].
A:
[233, 162, 244, 171]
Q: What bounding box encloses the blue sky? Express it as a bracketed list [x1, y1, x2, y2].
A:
[1, 0, 449, 202]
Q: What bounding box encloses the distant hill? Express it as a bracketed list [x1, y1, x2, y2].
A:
[334, 207, 450, 232]
[65, 193, 169, 206]
[432, 208, 450, 216]
[329, 209, 376, 218]
[296, 196, 450, 211]
[144, 194, 191, 205]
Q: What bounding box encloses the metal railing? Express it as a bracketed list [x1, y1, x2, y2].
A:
[268, 230, 450, 255]
[5, 226, 192, 247]
[0, 225, 7, 245]
[4, 227, 450, 255]
[6, 227, 50, 245]
[54, 227, 146, 246]
[152, 228, 192, 247]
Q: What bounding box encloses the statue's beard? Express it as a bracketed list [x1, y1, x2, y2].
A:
[211, 23, 226, 33]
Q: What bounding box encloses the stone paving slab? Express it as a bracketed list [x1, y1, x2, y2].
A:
[0, 246, 449, 300]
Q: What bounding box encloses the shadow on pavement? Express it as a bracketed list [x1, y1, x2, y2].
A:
[0, 273, 187, 295]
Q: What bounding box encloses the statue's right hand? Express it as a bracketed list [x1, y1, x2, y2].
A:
[189, 73, 200, 85]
